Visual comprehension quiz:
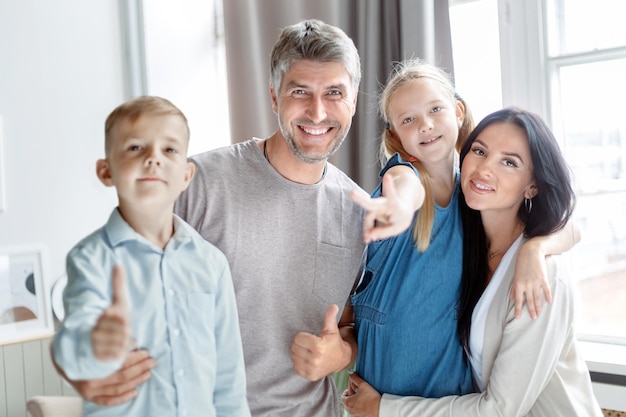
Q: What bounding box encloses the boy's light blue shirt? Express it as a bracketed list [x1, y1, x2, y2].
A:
[54, 208, 250, 417]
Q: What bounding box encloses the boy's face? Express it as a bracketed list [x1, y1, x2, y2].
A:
[96, 113, 195, 211]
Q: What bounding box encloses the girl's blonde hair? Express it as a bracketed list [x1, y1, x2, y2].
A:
[379, 59, 474, 251]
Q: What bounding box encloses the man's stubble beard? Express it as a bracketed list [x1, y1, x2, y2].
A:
[278, 118, 351, 164]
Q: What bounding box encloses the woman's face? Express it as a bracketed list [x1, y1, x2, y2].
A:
[461, 121, 537, 216]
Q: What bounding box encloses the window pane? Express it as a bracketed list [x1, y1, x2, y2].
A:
[143, 0, 230, 156]
[557, 59, 626, 341]
[547, 0, 626, 56]
[449, 0, 502, 121]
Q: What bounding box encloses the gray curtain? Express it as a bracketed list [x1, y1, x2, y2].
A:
[223, 0, 452, 192]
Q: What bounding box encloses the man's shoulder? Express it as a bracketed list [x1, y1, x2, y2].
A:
[189, 139, 256, 167]
[325, 162, 366, 193]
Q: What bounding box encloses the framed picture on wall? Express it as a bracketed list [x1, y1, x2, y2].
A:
[0, 245, 53, 345]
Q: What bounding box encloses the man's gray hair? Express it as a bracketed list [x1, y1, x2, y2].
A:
[269, 19, 361, 92]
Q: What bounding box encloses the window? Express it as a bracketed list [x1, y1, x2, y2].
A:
[136, 0, 230, 156]
[449, 0, 502, 121]
[544, 0, 626, 343]
[450, 0, 626, 345]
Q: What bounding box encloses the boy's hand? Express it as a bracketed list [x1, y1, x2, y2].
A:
[92, 265, 132, 360]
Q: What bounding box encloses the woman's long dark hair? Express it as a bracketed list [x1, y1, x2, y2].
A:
[457, 107, 576, 355]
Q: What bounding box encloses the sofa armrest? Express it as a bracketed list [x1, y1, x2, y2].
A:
[26, 396, 82, 417]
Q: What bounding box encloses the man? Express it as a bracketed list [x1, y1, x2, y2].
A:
[56, 19, 375, 417]
[174, 18, 365, 417]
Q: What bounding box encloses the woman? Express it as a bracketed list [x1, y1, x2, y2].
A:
[343, 108, 602, 417]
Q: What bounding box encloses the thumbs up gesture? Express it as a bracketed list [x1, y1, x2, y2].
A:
[92, 265, 132, 361]
[291, 304, 352, 381]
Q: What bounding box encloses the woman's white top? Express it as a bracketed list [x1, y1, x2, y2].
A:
[468, 234, 524, 390]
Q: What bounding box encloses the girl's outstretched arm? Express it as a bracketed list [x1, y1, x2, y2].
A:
[350, 165, 424, 243]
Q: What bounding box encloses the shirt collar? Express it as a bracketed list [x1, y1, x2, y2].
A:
[104, 208, 193, 250]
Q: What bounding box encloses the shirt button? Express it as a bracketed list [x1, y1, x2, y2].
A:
[173, 329, 180, 337]
[178, 369, 185, 377]
[168, 289, 174, 296]
[181, 410, 188, 416]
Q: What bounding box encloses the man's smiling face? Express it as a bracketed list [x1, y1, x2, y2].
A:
[271, 59, 358, 163]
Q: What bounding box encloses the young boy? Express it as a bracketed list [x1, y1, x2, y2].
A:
[53, 96, 250, 417]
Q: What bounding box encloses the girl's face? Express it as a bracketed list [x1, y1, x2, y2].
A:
[461, 121, 537, 216]
[387, 78, 463, 167]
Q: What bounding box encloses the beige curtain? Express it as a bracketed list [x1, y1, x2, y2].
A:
[223, 0, 452, 191]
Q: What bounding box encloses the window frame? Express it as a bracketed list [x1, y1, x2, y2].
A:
[494, 0, 626, 379]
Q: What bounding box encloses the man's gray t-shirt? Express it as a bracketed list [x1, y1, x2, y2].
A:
[175, 139, 365, 417]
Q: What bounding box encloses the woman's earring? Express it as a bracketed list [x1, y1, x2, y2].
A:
[525, 197, 533, 213]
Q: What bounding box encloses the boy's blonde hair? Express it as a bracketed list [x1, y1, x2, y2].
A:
[104, 96, 190, 156]
[379, 59, 474, 251]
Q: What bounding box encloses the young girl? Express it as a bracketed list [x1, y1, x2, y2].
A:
[348, 60, 475, 397]
[343, 108, 601, 417]
[345, 60, 578, 400]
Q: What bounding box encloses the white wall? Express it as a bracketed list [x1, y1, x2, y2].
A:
[0, 1, 123, 281]
[0, 3, 123, 414]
